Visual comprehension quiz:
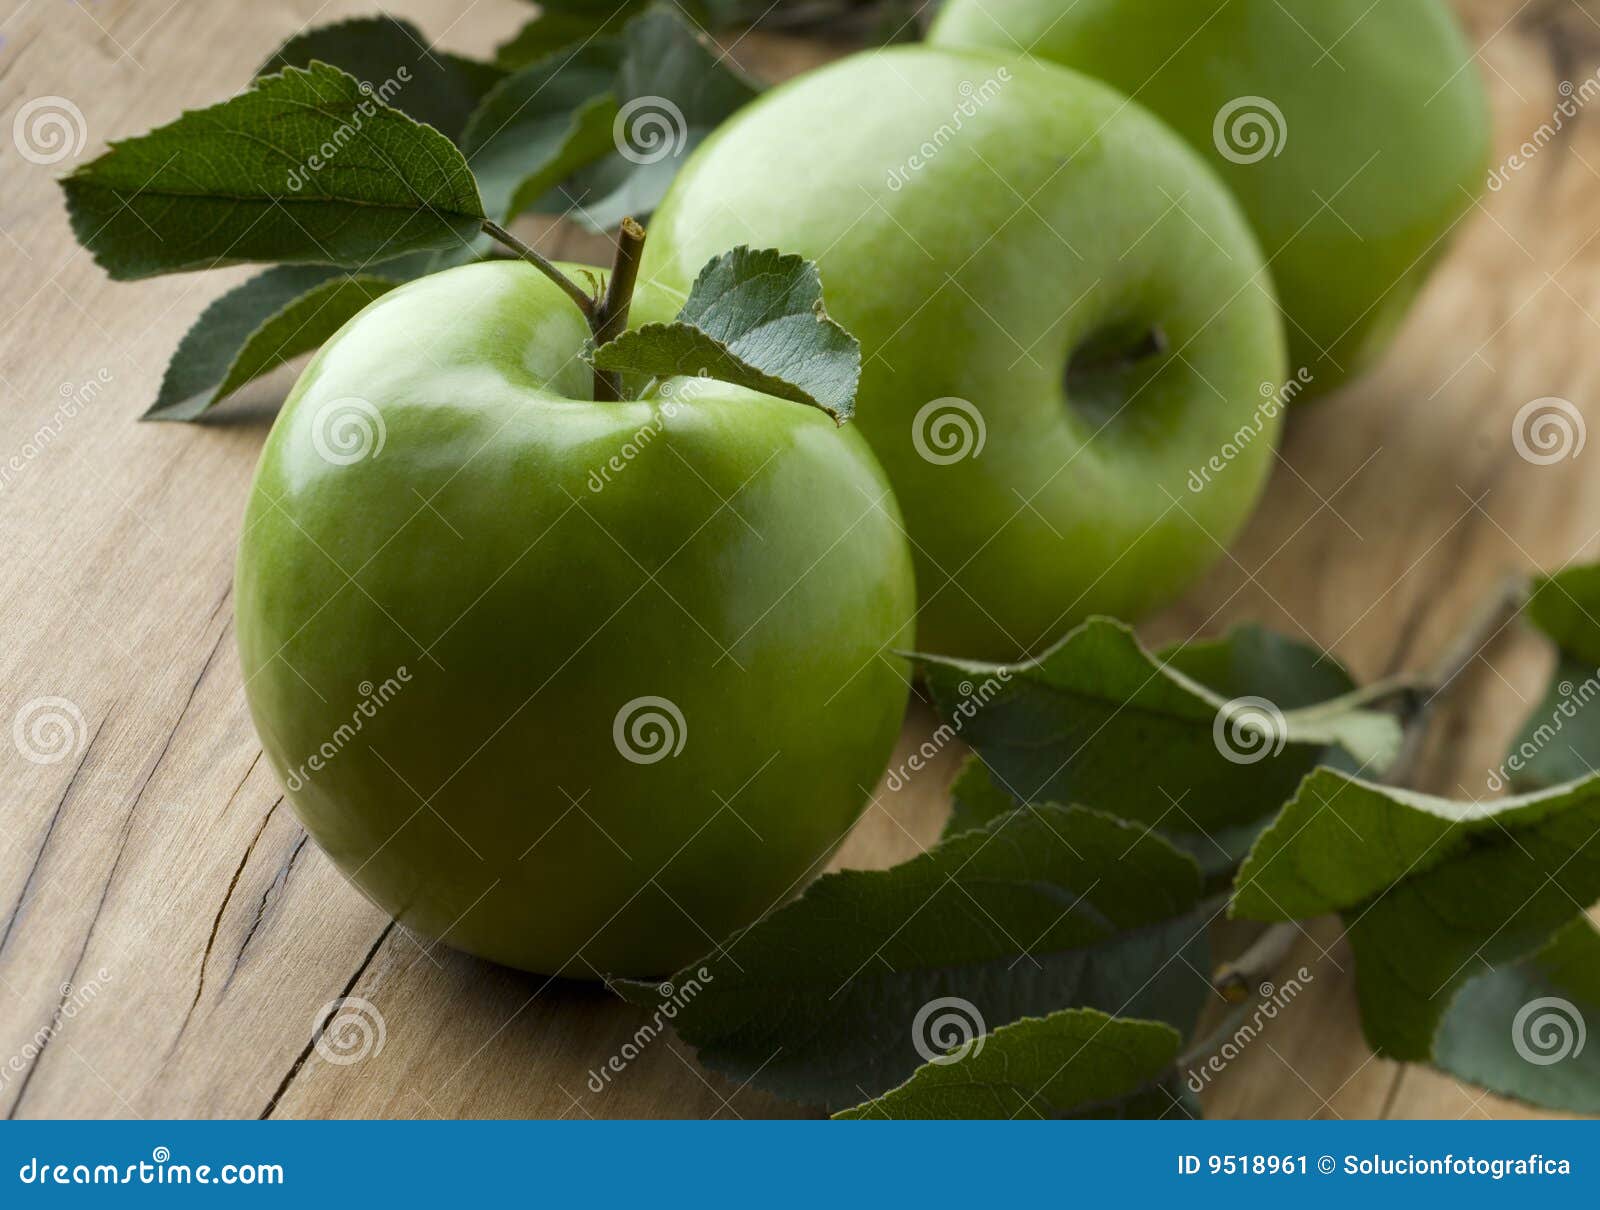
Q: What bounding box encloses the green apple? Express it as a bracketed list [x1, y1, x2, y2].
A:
[644, 47, 1286, 662]
[931, 0, 1491, 397]
[235, 258, 916, 977]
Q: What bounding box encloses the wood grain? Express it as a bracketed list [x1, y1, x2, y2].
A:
[0, 0, 1594, 1120]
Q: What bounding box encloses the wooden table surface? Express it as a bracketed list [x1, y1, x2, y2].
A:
[2, 0, 1597, 1120]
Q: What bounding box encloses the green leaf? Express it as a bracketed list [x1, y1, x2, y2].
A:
[834, 1009, 1187, 1120]
[461, 42, 622, 222]
[63, 62, 485, 281]
[592, 247, 862, 422]
[1527, 565, 1600, 666]
[1158, 623, 1359, 710]
[941, 754, 1018, 840]
[1501, 656, 1600, 792]
[1435, 915, 1600, 1113]
[1232, 767, 1600, 1059]
[1497, 568, 1600, 791]
[616, 804, 1207, 1110]
[918, 617, 1403, 842]
[145, 266, 400, 422]
[494, 2, 650, 71]
[259, 15, 503, 143]
[562, 5, 760, 230]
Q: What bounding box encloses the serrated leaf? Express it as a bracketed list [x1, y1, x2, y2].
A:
[834, 1009, 1187, 1120]
[616, 804, 1207, 1110]
[146, 266, 398, 421]
[1434, 915, 1600, 1113]
[1232, 767, 1600, 1059]
[63, 62, 485, 281]
[461, 42, 622, 222]
[561, 5, 760, 230]
[919, 617, 1403, 842]
[593, 246, 862, 422]
[259, 15, 503, 143]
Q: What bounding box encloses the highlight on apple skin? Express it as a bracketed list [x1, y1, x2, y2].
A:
[644, 46, 1289, 662]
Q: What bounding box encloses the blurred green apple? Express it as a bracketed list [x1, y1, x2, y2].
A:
[645, 47, 1286, 660]
[931, 0, 1491, 396]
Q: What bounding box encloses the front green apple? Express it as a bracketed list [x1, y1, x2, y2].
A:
[235, 259, 916, 977]
[931, 0, 1491, 397]
[644, 47, 1286, 662]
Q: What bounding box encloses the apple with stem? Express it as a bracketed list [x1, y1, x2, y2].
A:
[930, 0, 1491, 398]
[235, 221, 916, 976]
[645, 47, 1287, 662]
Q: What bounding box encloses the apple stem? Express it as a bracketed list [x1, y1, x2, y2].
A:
[481, 219, 598, 321]
[591, 217, 648, 403]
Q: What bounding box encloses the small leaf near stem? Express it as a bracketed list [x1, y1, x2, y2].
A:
[592, 217, 647, 403]
[481, 219, 596, 322]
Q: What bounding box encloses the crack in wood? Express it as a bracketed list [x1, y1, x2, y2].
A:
[256, 920, 396, 1120]
[5, 613, 233, 1117]
[169, 792, 282, 1055]
[0, 715, 107, 962]
[221, 831, 308, 997]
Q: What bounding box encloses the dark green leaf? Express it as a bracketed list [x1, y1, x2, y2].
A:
[63, 62, 485, 280]
[1501, 657, 1600, 792]
[461, 42, 622, 222]
[592, 246, 862, 422]
[146, 266, 399, 421]
[1158, 623, 1358, 710]
[1233, 767, 1600, 1060]
[259, 15, 503, 143]
[1498, 568, 1600, 791]
[495, 2, 650, 71]
[617, 804, 1207, 1109]
[1526, 565, 1600, 666]
[918, 618, 1402, 840]
[1435, 916, 1600, 1113]
[941, 754, 1017, 840]
[562, 5, 760, 230]
[834, 1009, 1187, 1120]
